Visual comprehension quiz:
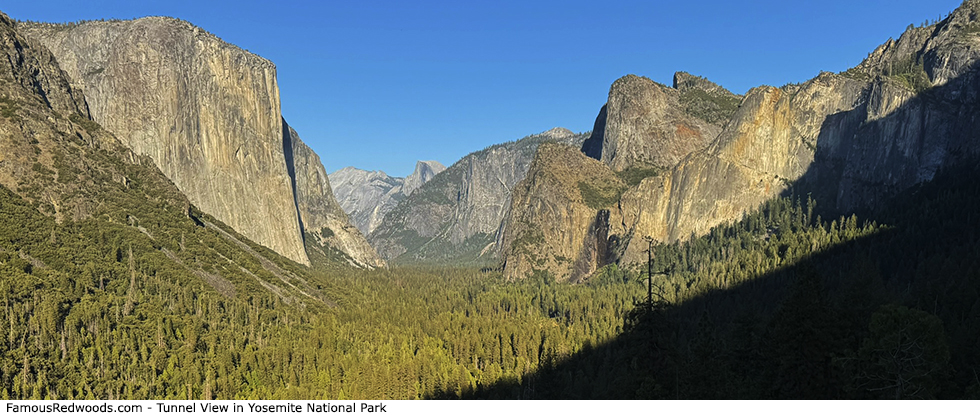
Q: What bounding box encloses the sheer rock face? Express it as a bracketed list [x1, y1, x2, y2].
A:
[329, 167, 404, 236]
[369, 128, 588, 264]
[329, 160, 445, 236]
[0, 13, 343, 302]
[615, 77, 867, 265]
[597, 73, 738, 171]
[284, 123, 383, 268]
[502, 75, 735, 280]
[502, 1, 980, 280]
[0, 14, 87, 119]
[20, 17, 364, 266]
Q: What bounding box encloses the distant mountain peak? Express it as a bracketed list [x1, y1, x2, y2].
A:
[330, 160, 445, 235]
[538, 127, 575, 140]
[404, 160, 446, 196]
[332, 166, 364, 175]
[368, 130, 591, 265]
[414, 160, 446, 172]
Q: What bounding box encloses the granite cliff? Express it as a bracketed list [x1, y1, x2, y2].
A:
[369, 128, 588, 264]
[0, 11, 334, 303]
[402, 160, 445, 197]
[20, 17, 381, 268]
[503, 0, 980, 280]
[285, 122, 384, 268]
[0, 10, 124, 218]
[501, 76, 734, 280]
[329, 160, 446, 236]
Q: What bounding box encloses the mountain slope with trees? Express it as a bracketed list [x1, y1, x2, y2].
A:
[0, 12, 640, 399]
[461, 161, 980, 398]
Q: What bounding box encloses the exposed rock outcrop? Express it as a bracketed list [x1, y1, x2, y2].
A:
[403, 160, 445, 197]
[370, 128, 587, 264]
[501, 143, 625, 282]
[502, 74, 738, 279]
[0, 11, 341, 302]
[503, 0, 980, 280]
[329, 160, 445, 235]
[0, 15, 87, 119]
[20, 18, 307, 264]
[0, 10, 146, 218]
[596, 73, 739, 171]
[614, 77, 863, 264]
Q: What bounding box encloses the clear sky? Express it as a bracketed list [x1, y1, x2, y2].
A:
[3, 0, 964, 177]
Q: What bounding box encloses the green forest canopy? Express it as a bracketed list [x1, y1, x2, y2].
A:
[2, 161, 980, 399]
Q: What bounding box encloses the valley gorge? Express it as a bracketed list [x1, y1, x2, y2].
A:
[366, 127, 588, 264]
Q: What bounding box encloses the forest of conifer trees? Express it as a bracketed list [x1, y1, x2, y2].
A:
[2, 143, 980, 399]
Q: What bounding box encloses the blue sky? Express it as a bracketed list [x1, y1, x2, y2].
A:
[4, 0, 964, 177]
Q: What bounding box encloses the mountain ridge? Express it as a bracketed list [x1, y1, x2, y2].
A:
[0, 10, 335, 305]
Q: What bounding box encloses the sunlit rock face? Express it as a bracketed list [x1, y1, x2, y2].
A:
[286, 123, 384, 268]
[22, 17, 381, 267]
[502, 1, 980, 280]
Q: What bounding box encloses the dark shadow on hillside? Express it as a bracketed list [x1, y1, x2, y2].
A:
[428, 60, 980, 399]
[786, 58, 980, 220]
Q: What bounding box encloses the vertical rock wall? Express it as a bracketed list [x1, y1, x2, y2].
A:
[21, 18, 327, 266]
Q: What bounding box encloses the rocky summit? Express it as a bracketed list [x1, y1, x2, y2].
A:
[0, 11, 138, 219]
[403, 160, 446, 197]
[329, 160, 446, 236]
[501, 74, 738, 280]
[580, 72, 740, 171]
[20, 17, 381, 268]
[502, 0, 980, 281]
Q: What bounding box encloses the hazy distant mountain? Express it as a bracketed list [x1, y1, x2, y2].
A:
[329, 160, 446, 235]
[368, 128, 588, 265]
